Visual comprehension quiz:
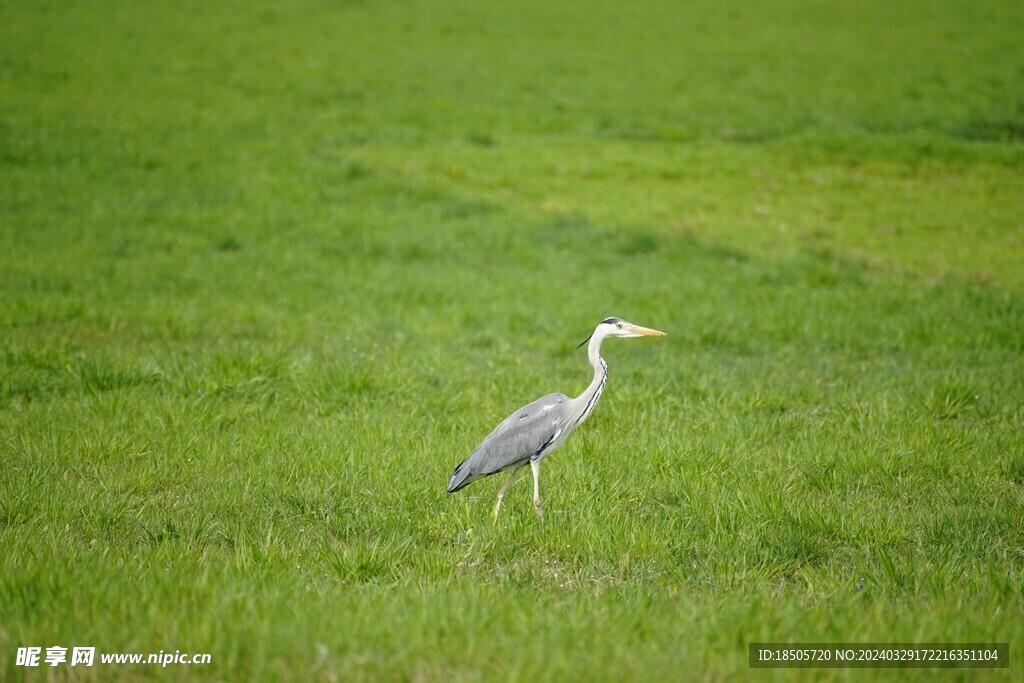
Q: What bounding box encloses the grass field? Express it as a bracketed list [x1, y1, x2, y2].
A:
[2, 0, 1023, 680]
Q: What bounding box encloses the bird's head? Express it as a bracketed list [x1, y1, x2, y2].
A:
[577, 317, 667, 349]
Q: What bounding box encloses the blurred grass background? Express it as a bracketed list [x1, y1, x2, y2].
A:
[1, 0, 1023, 680]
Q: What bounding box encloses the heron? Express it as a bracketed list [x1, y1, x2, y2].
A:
[447, 317, 666, 521]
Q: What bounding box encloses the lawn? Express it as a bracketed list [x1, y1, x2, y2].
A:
[1, 0, 1023, 680]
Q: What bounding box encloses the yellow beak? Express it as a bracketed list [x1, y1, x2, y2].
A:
[632, 325, 667, 337]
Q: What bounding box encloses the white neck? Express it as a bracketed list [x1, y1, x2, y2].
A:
[569, 330, 609, 428]
[583, 331, 608, 396]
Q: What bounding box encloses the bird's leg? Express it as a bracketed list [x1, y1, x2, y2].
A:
[531, 459, 543, 520]
[493, 465, 526, 522]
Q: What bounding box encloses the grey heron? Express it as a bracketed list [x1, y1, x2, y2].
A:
[447, 317, 666, 520]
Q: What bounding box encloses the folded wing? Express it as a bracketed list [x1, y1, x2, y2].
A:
[447, 393, 570, 493]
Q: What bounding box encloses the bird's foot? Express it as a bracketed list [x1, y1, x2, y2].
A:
[533, 499, 544, 521]
[493, 495, 504, 523]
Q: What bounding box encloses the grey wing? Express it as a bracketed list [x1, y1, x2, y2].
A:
[447, 393, 569, 493]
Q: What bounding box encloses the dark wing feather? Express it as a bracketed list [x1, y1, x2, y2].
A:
[447, 393, 569, 493]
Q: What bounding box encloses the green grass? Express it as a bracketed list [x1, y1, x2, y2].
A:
[2, 0, 1023, 680]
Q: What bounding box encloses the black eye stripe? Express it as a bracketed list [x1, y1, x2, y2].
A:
[601, 317, 622, 325]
